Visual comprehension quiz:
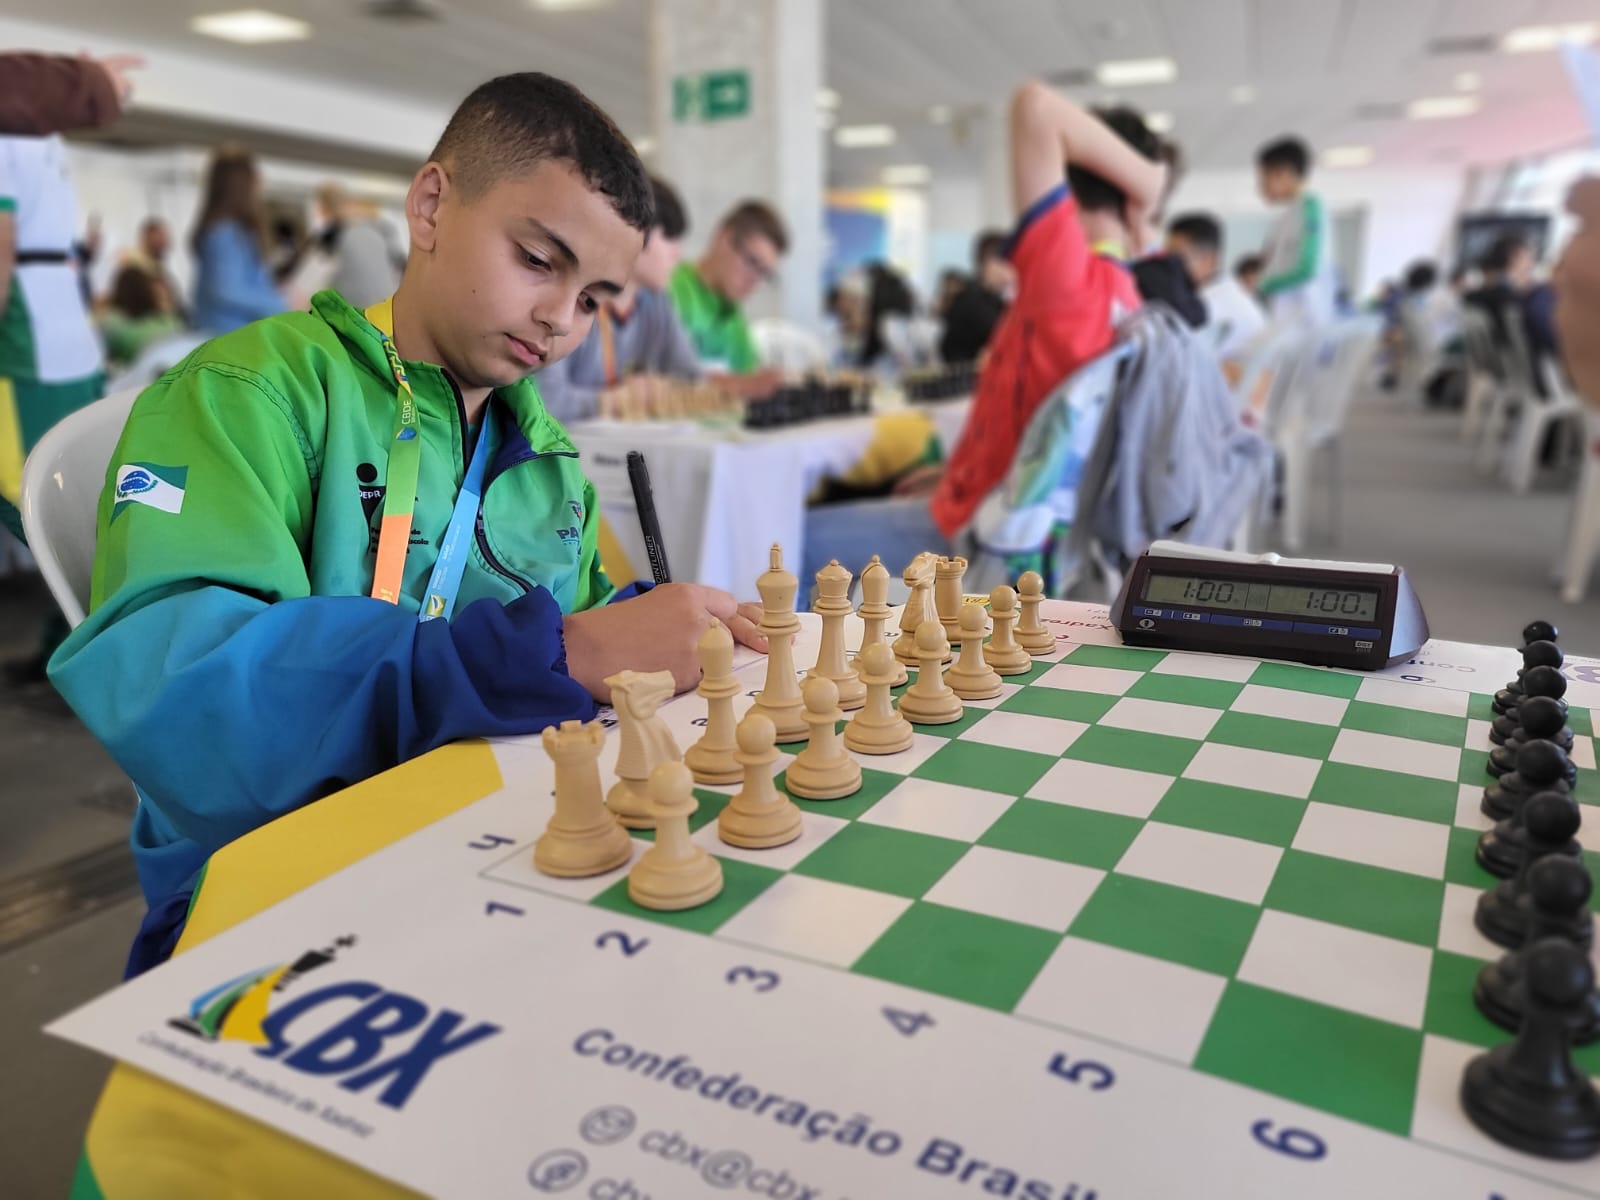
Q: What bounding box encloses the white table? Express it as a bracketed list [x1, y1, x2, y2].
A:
[570, 396, 970, 595]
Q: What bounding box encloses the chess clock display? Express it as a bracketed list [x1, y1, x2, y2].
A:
[1112, 541, 1429, 670]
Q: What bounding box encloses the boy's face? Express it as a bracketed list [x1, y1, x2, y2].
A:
[408, 158, 643, 388]
[1165, 234, 1217, 286]
[1257, 165, 1298, 205]
[706, 227, 780, 303]
[632, 227, 681, 293]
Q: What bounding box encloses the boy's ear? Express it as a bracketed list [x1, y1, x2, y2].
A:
[406, 162, 449, 254]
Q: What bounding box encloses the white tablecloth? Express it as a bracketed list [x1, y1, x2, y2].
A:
[570, 396, 971, 595]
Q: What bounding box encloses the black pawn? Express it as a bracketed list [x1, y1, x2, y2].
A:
[1492, 664, 1570, 746]
[1477, 791, 1586, 948]
[1488, 695, 1576, 780]
[1494, 640, 1564, 716]
[1476, 856, 1600, 1044]
[1461, 938, 1600, 1161]
[1483, 735, 1573, 823]
[1480, 742, 1579, 876]
[1524, 620, 1560, 646]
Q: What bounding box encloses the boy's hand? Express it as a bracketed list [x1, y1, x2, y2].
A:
[563, 583, 768, 702]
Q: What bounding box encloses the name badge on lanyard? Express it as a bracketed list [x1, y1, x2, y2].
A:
[365, 297, 492, 623]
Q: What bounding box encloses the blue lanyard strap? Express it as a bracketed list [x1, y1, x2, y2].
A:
[419, 422, 493, 623]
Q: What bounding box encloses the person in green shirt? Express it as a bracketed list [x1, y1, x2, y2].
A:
[668, 198, 787, 373]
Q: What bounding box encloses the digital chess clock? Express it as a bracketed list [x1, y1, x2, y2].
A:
[1111, 541, 1429, 670]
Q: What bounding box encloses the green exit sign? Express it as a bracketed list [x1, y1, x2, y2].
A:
[672, 69, 751, 123]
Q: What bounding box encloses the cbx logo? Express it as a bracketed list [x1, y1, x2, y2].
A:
[170, 935, 500, 1110]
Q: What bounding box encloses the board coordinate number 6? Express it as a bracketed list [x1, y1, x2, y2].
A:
[1250, 1118, 1326, 1161]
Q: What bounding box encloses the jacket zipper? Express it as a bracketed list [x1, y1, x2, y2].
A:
[445, 378, 537, 594]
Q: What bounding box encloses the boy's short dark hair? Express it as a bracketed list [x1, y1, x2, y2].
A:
[973, 229, 1008, 268]
[1405, 260, 1439, 293]
[1168, 212, 1222, 253]
[1235, 253, 1265, 278]
[721, 200, 789, 255]
[1481, 233, 1529, 275]
[650, 175, 687, 240]
[1067, 106, 1164, 216]
[430, 72, 653, 233]
[1257, 136, 1311, 177]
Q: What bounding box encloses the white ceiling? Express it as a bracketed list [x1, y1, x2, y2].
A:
[7, 0, 1598, 185]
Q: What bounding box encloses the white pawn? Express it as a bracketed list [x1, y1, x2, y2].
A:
[786, 677, 863, 800]
[897, 620, 964, 725]
[535, 720, 633, 878]
[948, 603, 1003, 700]
[719, 712, 804, 848]
[856, 555, 907, 687]
[685, 623, 742, 785]
[808, 559, 867, 711]
[628, 761, 724, 911]
[605, 669, 681, 829]
[844, 642, 915, 755]
[1016, 570, 1055, 655]
[984, 585, 1033, 675]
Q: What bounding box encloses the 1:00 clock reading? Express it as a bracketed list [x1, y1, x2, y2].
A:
[1142, 573, 1380, 623]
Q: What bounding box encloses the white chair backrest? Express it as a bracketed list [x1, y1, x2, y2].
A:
[109, 331, 209, 391]
[751, 318, 828, 372]
[19, 388, 140, 627]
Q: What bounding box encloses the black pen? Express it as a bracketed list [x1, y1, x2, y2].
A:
[626, 450, 672, 585]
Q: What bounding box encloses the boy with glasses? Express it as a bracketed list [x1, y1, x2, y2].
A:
[668, 199, 787, 373]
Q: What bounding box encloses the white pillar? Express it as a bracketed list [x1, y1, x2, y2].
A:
[649, 0, 824, 330]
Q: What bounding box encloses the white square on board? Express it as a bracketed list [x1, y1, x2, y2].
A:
[716, 875, 911, 968]
[1356, 677, 1468, 718]
[1573, 736, 1597, 772]
[1435, 882, 1508, 962]
[483, 836, 651, 902]
[1149, 651, 1258, 682]
[1036, 662, 1143, 696]
[1454, 784, 1493, 830]
[1114, 822, 1283, 904]
[1465, 719, 1495, 751]
[962, 683, 1023, 710]
[1028, 758, 1174, 819]
[1291, 802, 1448, 878]
[1015, 936, 1227, 1064]
[1329, 729, 1461, 782]
[692, 809, 848, 871]
[857, 778, 1016, 842]
[959, 710, 1088, 757]
[1237, 910, 1432, 1027]
[1100, 696, 1222, 741]
[1410, 1034, 1600, 1188]
[923, 846, 1105, 931]
[1228, 683, 1348, 727]
[1182, 741, 1323, 799]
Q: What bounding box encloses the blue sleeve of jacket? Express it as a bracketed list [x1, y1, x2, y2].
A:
[49, 583, 596, 864]
[197, 221, 286, 329]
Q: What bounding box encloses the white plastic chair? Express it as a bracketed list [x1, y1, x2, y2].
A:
[1502, 358, 1585, 494]
[18, 388, 139, 627]
[108, 331, 209, 391]
[1560, 406, 1600, 604]
[750, 318, 828, 372]
[1473, 314, 1537, 475]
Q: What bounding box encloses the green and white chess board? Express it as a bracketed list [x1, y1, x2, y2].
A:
[49, 602, 1600, 1198]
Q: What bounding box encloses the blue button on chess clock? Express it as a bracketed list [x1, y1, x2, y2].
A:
[1111, 541, 1429, 670]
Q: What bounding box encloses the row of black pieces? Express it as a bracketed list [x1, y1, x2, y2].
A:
[743, 380, 870, 429]
[1460, 619, 1600, 1160]
[904, 363, 979, 403]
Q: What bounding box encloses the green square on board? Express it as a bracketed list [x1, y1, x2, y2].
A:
[1466, 693, 1498, 723]
[852, 902, 1060, 1011]
[1061, 725, 1199, 775]
[1064, 644, 1166, 672]
[1207, 711, 1339, 762]
[905, 701, 993, 740]
[1308, 762, 1456, 825]
[1149, 778, 1309, 847]
[778, 766, 901, 821]
[1247, 661, 1363, 698]
[1194, 981, 1422, 1135]
[629, 788, 733, 842]
[1570, 706, 1594, 737]
[913, 739, 1057, 795]
[1068, 875, 1260, 976]
[1264, 850, 1445, 946]
[1443, 825, 1501, 891]
[1458, 748, 1494, 785]
[1418, 951, 1600, 1072]
[591, 856, 781, 934]
[791, 822, 966, 898]
[1125, 672, 1244, 710]
[978, 798, 1143, 870]
[999, 685, 1117, 725]
[1341, 700, 1468, 747]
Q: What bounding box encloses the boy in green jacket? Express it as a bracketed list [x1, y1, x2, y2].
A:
[48, 73, 766, 974]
